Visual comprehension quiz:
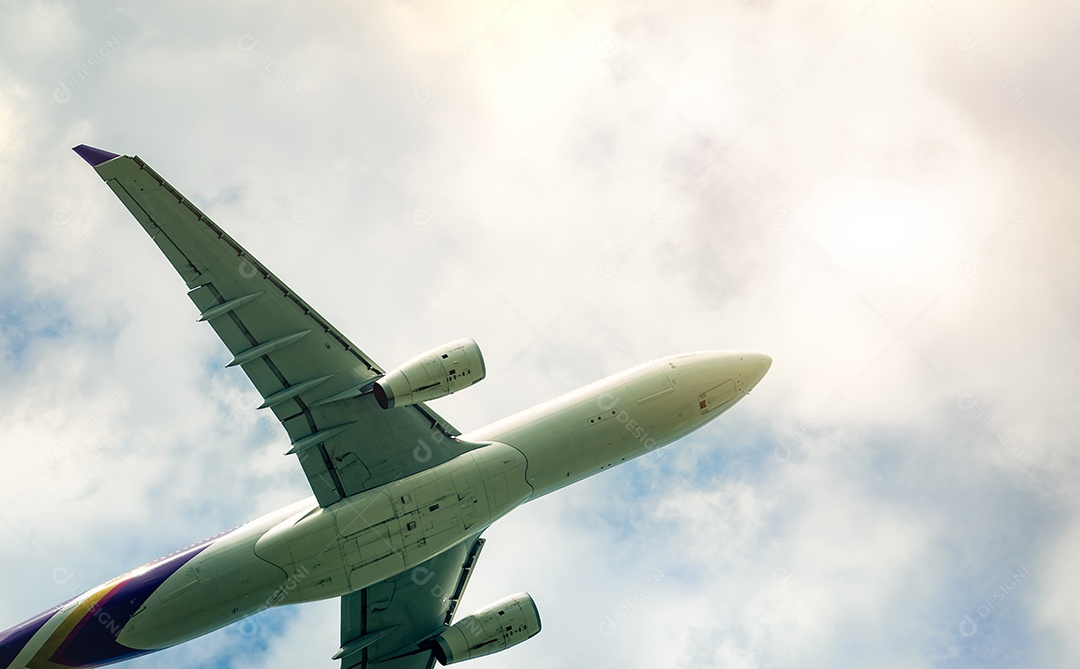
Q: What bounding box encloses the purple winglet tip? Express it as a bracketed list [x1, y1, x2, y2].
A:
[73, 144, 121, 166]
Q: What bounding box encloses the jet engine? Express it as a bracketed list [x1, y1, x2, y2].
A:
[432, 592, 541, 665]
[374, 338, 486, 409]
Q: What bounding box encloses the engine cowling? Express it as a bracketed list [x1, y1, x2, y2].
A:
[432, 592, 541, 665]
[373, 338, 486, 410]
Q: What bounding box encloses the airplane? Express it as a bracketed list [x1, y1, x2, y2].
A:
[0, 144, 772, 669]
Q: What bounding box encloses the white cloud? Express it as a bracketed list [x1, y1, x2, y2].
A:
[1, 1, 1078, 668]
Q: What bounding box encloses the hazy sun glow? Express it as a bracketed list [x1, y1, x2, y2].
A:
[808, 179, 956, 288]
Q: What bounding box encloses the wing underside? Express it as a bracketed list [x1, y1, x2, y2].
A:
[79, 146, 480, 506]
[338, 538, 485, 669]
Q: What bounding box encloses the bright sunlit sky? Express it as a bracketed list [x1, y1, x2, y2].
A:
[1, 2, 1079, 668]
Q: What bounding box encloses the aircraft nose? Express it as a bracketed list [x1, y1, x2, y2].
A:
[735, 352, 772, 393]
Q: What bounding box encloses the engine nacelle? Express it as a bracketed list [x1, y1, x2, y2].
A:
[373, 338, 486, 410]
[432, 592, 541, 665]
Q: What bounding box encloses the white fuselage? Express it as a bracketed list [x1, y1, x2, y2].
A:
[4, 351, 769, 668]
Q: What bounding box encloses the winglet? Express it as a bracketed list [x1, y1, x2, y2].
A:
[72, 144, 121, 166]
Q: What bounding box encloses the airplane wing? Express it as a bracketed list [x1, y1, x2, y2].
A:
[73, 145, 481, 507]
[336, 537, 485, 669]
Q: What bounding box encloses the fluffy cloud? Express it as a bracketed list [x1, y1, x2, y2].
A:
[1, 1, 1077, 668]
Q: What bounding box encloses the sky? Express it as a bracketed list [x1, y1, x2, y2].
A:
[1, 1, 1078, 668]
